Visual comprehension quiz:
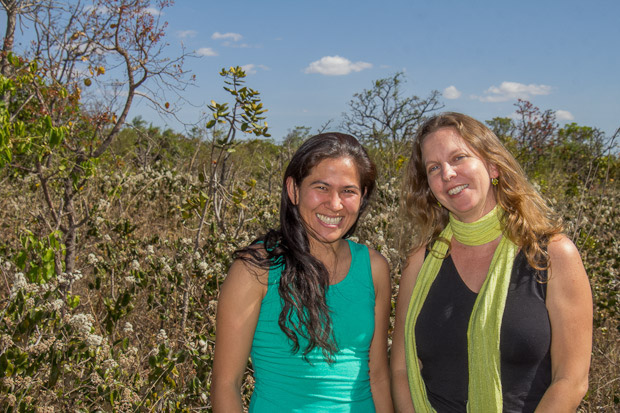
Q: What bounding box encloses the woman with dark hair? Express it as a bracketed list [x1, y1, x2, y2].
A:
[212, 133, 393, 412]
[391, 113, 592, 412]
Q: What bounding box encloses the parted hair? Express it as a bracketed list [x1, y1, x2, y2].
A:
[402, 112, 563, 270]
[235, 132, 376, 361]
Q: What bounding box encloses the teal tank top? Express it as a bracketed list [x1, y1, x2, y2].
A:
[249, 239, 376, 412]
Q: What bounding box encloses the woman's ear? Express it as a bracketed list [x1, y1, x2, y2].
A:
[489, 163, 500, 179]
[286, 177, 298, 205]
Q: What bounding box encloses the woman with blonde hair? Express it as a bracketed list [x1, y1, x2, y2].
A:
[391, 112, 592, 412]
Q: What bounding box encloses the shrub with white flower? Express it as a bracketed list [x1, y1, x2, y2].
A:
[123, 322, 134, 334]
[69, 313, 94, 337]
[87, 253, 99, 265]
[156, 329, 168, 343]
[10, 272, 28, 298]
[86, 334, 103, 347]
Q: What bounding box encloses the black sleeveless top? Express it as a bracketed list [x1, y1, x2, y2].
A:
[415, 250, 552, 412]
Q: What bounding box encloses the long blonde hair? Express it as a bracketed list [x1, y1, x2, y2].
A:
[401, 112, 563, 269]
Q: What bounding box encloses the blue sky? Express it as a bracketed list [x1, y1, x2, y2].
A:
[6, 0, 620, 141]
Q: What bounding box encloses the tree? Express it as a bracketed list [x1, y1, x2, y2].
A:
[0, 0, 45, 77]
[282, 125, 311, 159]
[512, 99, 558, 167]
[341, 72, 443, 175]
[0, 0, 193, 274]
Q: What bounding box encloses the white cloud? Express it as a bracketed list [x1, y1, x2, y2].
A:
[212, 32, 243, 42]
[222, 41, 250, 48]
[241, 64, 269, 74]
[555, 110, 574, 121]
[178, 30, 197, 39]
[477, 81, 552, 102]
[145, 7, 161, 16]
[304, 56, 372, 76]
[196, 47, 218, 57]
[443, 85, 461, 100]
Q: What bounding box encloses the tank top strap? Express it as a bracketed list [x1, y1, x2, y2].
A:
[266, 258, 284, 287]
[341, 239, 375, 299]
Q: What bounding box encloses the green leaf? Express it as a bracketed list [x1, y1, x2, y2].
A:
[44, 115, 52, 131]
[48, 351, 60, 386]
[49, 128, 64, 147]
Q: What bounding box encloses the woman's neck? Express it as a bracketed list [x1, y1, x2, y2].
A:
[309, 238, 350, 283]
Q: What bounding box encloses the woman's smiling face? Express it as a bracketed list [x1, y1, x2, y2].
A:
[422, 127, 498, 223]
[287, 156, 363, 246]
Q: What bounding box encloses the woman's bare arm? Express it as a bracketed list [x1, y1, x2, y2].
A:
[211, 259, 267, 412]
[535, 234, 592, 412]
[390, 246, 426, 412]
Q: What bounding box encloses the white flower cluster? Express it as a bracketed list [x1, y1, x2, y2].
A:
[123, 322, 134, 334]
[197, 261, 209, 274]
[87, 253, 99, 265]
[86, 334, 103, 347]
[130, 260, 140, 271]
[69, 313, 104, 348]
[10, 272, 28, 298]
[57, 270, 83, 287]
[45, 299, 64, 312]
[212, 261, 224, 275]
[102, 358, 118, 370]
[69, 313, 94, 336]
[156, 329, 168, 343]
[118, 346, 139, 371]
[198, 338, 209, 354]
[0, 257, 11, 271]
[97, 198, 111, 210]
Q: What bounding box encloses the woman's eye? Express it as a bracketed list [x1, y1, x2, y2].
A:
[427, 165, 439, 174]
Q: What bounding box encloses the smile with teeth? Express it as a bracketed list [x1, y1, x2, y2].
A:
[317, 213, 343, 225]
[448, 184, 469, 195]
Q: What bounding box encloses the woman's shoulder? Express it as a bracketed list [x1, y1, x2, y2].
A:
[228, 243, 271, 286]
[362, 245, 392, 300]
[366, 246, 389, 273]
[546, 233, 588, 284]
[402, 245, 427, 282]
[547, 233, 579, 258]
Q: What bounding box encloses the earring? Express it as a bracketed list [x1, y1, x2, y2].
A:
[437, 201, 442, 207]
[491, 177, 499, 186]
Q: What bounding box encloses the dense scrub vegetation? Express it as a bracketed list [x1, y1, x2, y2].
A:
[0, 1, 618, 411]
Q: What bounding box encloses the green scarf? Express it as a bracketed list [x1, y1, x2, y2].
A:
[404, 206, 518, 412]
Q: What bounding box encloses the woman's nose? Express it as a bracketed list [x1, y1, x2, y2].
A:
[328, 191, 343, 210]
[441, 163, 456, 181]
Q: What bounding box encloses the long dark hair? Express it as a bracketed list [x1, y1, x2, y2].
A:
[235, 132, 376, 361]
